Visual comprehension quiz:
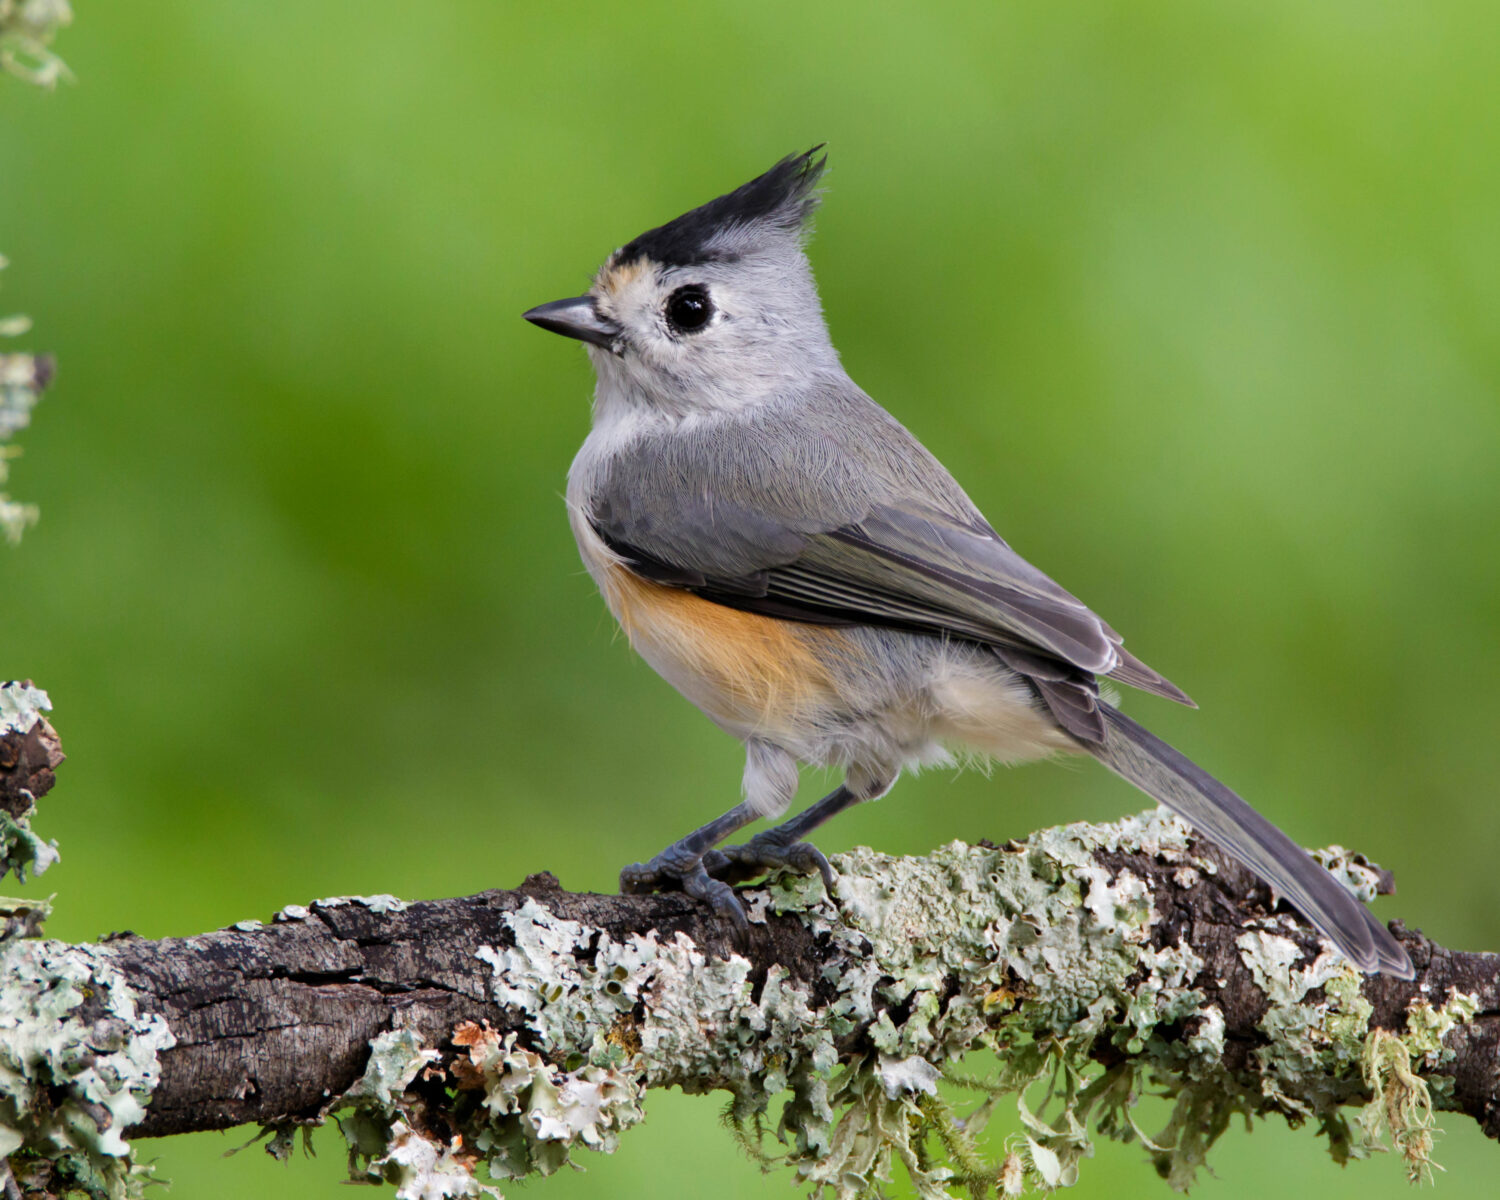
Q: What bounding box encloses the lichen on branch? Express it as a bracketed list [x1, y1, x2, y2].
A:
[1, 733, 1493, 1200]
[216, 813, 1479, 1200]
[0, 912, 176, 1200]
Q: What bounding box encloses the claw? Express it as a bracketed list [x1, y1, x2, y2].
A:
[707, 831, 834, 893]
[618, 861, 660, 895]
[681, 865, 750, 947]
[619, 852, 751, 948]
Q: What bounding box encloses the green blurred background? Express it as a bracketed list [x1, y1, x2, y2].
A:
[4, 2, 1499, 1196]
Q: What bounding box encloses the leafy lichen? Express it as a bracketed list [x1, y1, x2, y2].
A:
[319, 807, 1466, 1198]
[313, 893, 408, 915]
[0, 802, 1470, 1198]
[1357, 988, 1479, 1183]
[1310, 845, 1388, 905]
[0, 914, 176, 1199]
[269, 895, 408, 928]
[331, 1023, 643, 1199]
[0, 682, 49, 734]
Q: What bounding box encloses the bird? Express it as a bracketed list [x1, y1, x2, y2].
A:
[522, 147, 1413, 979]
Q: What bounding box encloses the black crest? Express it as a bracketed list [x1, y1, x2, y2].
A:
[612, 147, 827, 269]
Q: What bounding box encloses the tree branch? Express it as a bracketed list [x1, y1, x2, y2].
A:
[2, 718, 1496, 1198]
[84, 864, 1488, 1143]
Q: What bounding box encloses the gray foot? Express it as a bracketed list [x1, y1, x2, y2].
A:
[620, 854, 750, 944]
[704, 829, 834, 892]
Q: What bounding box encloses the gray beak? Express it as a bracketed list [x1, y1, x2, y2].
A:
[522, 295, 623, 353]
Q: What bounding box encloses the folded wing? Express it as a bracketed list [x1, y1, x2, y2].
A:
[592, 490, 1192, 743]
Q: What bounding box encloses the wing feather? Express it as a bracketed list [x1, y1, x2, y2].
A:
[583, 394, 1191, 714]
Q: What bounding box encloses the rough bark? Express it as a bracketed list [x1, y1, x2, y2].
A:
[90, 853, 1495, 1142]
[111, 875, 805, 1138]
[3, 714, 1496, 1197]
[0, 706, 63, 818]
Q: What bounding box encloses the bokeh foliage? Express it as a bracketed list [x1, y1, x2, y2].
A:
[2, 2, 1497, 1197]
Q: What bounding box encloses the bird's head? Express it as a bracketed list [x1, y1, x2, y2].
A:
[524, 148, 838, 416]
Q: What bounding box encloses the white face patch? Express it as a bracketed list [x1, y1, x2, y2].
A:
[581, 243, 841, 425]
[594, 258, 733, 360]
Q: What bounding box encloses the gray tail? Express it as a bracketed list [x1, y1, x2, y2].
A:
[1092, 704, 1413, 979]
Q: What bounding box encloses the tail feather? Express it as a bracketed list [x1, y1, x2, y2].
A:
[1092, 704, 1413, 979]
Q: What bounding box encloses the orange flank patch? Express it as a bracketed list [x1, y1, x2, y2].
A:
[600, 560, 849, 730]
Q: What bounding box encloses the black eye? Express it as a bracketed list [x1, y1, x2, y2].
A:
[665, 285, 713, 335]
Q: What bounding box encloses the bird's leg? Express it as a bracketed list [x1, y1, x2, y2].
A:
[619, 801, 760, 939]
[704, 781, 873, 890]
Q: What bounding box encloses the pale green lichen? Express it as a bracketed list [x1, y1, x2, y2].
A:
[314, 893, 408, 915]
[454, 1023, 643, 1178]
[0, 682, 60, 881]
[271, 895, 409, 926]
[0, 896, 50, 942]
[334, 1029, 498, 1199]
[1230, 927, 1480, 1181]
[331, 1023, 643, 1198]
[344, 811, 1200, 1194]
[0, 804, 55, 882]
[0, 921, 176, 1199]
[0, 682, 49, 735]
[0, 0, 71, 87]
[1220, 931, 1387, 1178]
[1355, 988, 1479, 1183]
[275, 808, 1469, 1198]
[368, 1119, 501, 1200]
[1311, 845, 1387, 905]
[1401, 989, 1479, 1067]
[345, 1029, 440, 1112]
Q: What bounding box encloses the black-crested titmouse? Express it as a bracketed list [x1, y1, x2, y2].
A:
[523, 149, 1412, 978]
